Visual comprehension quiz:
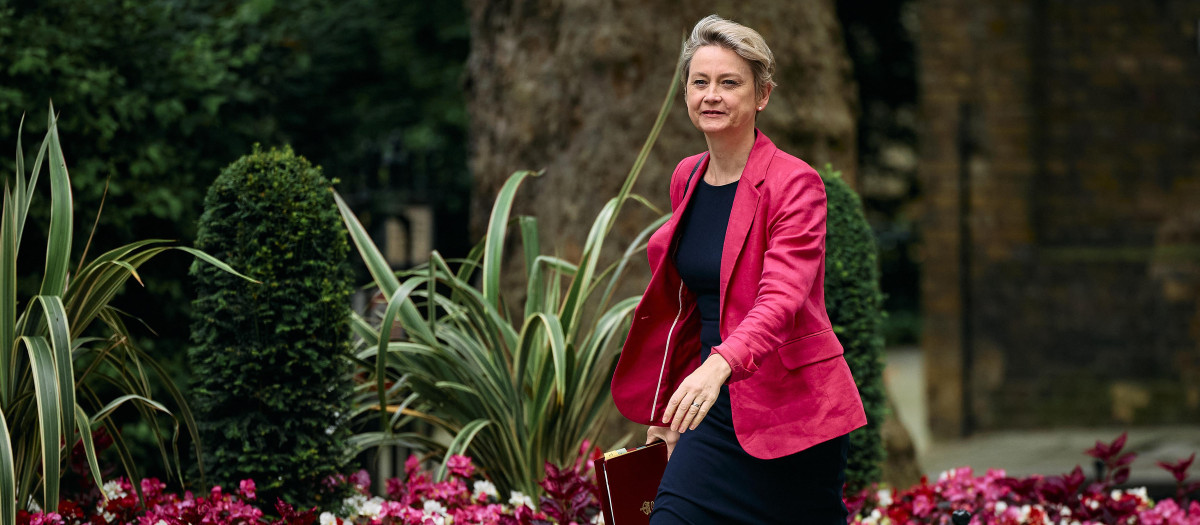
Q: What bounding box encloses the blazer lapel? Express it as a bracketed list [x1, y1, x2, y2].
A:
[719, 131, 776, 318]
[659, 154, 710, 263]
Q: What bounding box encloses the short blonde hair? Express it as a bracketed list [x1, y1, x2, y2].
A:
[680, 15, 777, 99]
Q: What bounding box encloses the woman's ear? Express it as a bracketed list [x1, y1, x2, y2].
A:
[757, 84, 773, 112]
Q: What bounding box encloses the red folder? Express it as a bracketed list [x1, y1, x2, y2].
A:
[593, 441, 668, 525]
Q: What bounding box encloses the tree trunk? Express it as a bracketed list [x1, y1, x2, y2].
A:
[465, 0, 858, 444]
[466, 0, 857, 245]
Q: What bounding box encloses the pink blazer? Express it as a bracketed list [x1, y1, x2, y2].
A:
[611, 131, 867, 459]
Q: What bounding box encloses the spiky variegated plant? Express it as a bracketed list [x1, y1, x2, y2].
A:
[334, 65, 680, 498]
[0, 104, 252, 525]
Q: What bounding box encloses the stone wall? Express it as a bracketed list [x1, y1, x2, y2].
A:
[919, 0, 1200, 437]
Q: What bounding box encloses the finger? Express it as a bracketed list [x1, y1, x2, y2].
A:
[679, 398, 704, 432]
[662, 391, 684, 424]
[672, 393, 700, 432]
[688, 402, 708, 430]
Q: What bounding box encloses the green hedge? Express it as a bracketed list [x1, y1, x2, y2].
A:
[820, 165, 887, 493]
[189, 146, 354, 506]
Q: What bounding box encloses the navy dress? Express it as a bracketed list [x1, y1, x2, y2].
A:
[650, 178, 849, 525]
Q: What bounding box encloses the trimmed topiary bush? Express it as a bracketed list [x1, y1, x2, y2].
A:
[189, 145, 354, 506]
[820, 164, 888, 493]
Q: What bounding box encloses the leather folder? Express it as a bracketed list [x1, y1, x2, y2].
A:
[593, 440, 668, 525]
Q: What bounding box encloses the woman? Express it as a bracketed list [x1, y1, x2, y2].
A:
[610, 14, 867, 524]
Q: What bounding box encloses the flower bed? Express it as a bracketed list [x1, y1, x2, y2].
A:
[18, 434, 1198, 525]
[846, 434, 1200, 525]
[17, 454, 599, 525]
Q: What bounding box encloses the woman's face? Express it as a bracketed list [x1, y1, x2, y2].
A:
[685, 45, 769, 139]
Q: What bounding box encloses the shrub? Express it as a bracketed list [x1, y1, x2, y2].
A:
[820, 165, 888, 493]
[189, 146, 354, 506]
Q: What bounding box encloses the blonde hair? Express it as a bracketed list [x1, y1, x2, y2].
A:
[679, 15, 777, 99]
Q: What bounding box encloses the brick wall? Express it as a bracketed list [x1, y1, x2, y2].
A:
[919, 0, 1200, 438]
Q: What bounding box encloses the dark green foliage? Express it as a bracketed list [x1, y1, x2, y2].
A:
[820, 165, 887, 493]
[0, 1, 472, 421]
[189, 146, 353, 506]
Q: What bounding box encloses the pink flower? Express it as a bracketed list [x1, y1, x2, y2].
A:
[140, 478, 168, 505]
[349, 469, 372, 491]
[238, 479, 257, 500]
[27, 513, 64, 525]
[446, 455, 475, 479]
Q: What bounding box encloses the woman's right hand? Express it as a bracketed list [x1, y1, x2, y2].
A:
[646, 426, 681, 460]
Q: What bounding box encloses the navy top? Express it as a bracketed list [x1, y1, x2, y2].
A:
[654, 170, 850, 525]
[674, 178, 738, 351]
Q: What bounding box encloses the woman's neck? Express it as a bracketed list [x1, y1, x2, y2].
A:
[703, 128, 757, 186]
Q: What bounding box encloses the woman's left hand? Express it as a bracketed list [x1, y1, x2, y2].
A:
[663, 354, 733, 432]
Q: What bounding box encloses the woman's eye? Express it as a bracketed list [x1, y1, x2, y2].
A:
[692, 79, 707, 87]
[722, 79, 739, 86]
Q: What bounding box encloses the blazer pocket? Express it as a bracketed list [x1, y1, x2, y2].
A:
[778, 328, 844, 370]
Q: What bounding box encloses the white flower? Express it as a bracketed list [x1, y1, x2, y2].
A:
[319, 512, 340, 525]
[101, 480, 128, 500]
[155, 520, 169, 525]
[26, 500, 42, 513]
[473, 480, 499, 501]
[342, 494, 367, 513]
[995, 501, 1008, 514]
[876, 489, 892, 507]
[1127, 487, 1149, 503]
[423, 500, 448, 516]
[866, 508, 883, 524]
[509, 490, 534, 509]
[359, 497, 384, 519]
[341, 494, 385, 519]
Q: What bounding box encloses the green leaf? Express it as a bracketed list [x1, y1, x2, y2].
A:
[72, 405, 104, 497]
[90, 393, 171, 422]
[1, 410, 15, 525]
[435, 418, 490, 481]
[35, 296, 75, 456]
[39, 104, 73, 297]
[333, 189, 400, 296]
[175, 247, 259, 283]
[482, 170, 540, 309]
[22, 336, 61, 512]
[1, 187, 16, 405]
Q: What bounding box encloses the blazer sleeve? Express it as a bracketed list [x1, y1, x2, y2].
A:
[709, 165, 828, 382]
